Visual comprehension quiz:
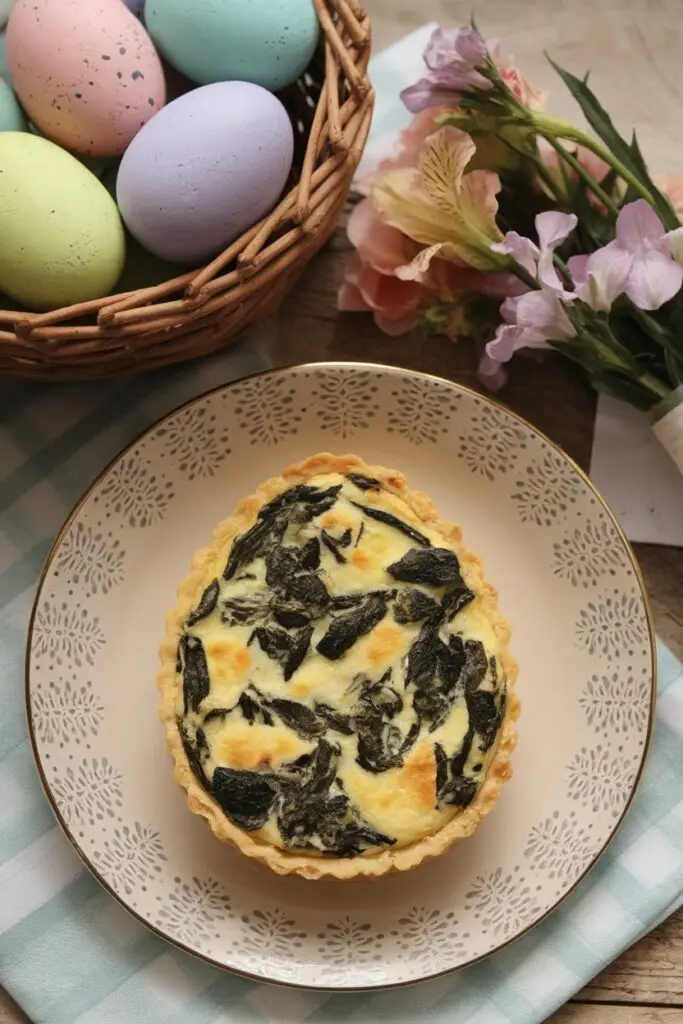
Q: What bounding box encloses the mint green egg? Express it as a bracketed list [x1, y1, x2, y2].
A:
[0, 133, 125, 311]
[146, 0, 319, 90]
[0, 76, 25, 131]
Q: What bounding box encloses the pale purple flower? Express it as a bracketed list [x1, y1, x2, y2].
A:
[611, 200, 683, 310]
[492, 211, 577, 293]
[401, 26, 491, 113]
[481, 211, 579, 388]
[491, 232, 539, 276]
[567, 246, 632, 312]
[480, 289, 576, 390]
[536, 211, 578, 293]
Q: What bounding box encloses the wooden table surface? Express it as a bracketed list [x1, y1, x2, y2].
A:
[2, 1, 683, 1021]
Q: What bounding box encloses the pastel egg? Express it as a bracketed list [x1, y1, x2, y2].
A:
[146, 0, 319, 91]
[117, 81, 294, 264]
[0, 132, 125, 310]
[0, 75, 24, 130]
[6, 0, 166, 157]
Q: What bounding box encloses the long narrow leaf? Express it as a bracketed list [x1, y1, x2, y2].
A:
[547, 57, 679, 228]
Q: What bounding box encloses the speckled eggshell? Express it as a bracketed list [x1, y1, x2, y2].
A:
[116, 81, 294, 265]
[6, 0, 166, 157]
[0, 75, 24, 130]
[0, 132, 125, 310]
[146, 0, 319, 91]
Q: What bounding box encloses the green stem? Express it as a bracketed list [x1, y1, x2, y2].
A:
[597, 321, 670, 399]
[540, 135, 620, 216]
[532, 114, 655, 207]
[507, 261, 539, 291]
[498, 135, 567, 204]
[634, 371, 671, 400]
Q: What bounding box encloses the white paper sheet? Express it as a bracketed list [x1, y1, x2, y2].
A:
[591, 395, 683, 546]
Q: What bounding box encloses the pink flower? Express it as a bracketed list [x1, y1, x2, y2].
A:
[656, 174, 683, 220]
[338, 200, 424, 334]
[400, 26, 491, 113]
[490, 42, 548, 110]
[339, 194, 522, 337]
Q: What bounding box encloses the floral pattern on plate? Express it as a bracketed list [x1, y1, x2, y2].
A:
[512, 449, 582, 527]
[32, 679, 103, 747]
[574, 590, 650, 660]
[155, 404, 231, 481]
[311, 367, 379, 438]
[154, 877, 233, 947]
[54, 522, 126, 596]
[50, 758, 123, 829]
[230, 376, 302, 446]
[32, 601, 105, 668]
[579, 669, 651, 737]
[566, 747, 638, 816]
[458, 403, 528, 480]
[387, 376, 461, 445]
[95, 455, 175, 529]
[92, 823, 167, 896]
[552, 518, 629, 588]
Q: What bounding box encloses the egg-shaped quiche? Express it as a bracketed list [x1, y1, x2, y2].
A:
[157, 454, 519, 880]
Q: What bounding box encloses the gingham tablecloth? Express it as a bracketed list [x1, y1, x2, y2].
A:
[1, 29, 683, 1020]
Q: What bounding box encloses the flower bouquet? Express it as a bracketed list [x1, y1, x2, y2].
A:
[339, 23, 683, 475]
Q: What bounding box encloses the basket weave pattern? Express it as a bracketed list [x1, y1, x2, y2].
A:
[0, 0, 373, 380]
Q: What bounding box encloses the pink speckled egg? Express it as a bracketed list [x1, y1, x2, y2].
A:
[6, 0, 165, 157]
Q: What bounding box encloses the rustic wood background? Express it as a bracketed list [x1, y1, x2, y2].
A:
[2, 1, 682, 1021]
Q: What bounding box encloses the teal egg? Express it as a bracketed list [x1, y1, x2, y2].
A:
[146, 0, 319, 91]
[0, 76, 25, 131]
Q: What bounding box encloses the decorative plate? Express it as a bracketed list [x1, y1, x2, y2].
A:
[27, 363, 655, 990]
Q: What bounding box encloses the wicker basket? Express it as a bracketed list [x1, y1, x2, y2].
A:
[0, 0, 373, 380]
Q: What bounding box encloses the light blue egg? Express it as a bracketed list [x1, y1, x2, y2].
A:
[146, 0, 319, 91]
[0, 77, 26, 132]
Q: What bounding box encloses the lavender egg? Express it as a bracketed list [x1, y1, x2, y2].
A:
[116, 81, 294, 264]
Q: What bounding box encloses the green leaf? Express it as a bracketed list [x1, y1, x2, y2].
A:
[547, 57, 679, 228]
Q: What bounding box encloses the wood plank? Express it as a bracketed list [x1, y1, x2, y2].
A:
[580, 909, 683, 1006]
[551, 1004, 683, 1024]
[0, 990, 28, 1024]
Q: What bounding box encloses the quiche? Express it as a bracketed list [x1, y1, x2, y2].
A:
[157, 454, 519, 880]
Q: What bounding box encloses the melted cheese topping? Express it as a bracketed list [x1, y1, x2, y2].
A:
[178, 472, 506, 856]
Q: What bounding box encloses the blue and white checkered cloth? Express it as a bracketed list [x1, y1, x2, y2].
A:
[1, 29, 683, 1024]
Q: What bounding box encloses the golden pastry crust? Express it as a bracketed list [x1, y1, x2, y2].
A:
[157, 453, 519, 881]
